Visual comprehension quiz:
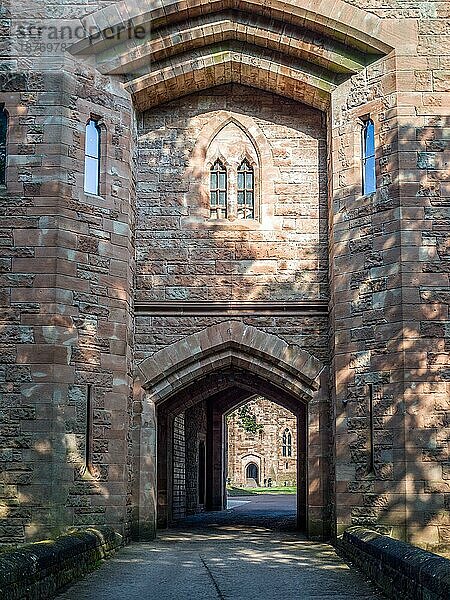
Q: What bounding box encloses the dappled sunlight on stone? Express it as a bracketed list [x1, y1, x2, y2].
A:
[0, 0, 448, 588]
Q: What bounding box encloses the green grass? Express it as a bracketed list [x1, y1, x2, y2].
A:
[227, 485, 297, 496]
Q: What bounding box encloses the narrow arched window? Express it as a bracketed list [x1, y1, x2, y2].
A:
[84, 119, 101, 195]
[362, 118, 376, 195]
[210, 159, 227, 219]
[0, 106, 8, 185]
[237, 159, 254, 219]
[282, 428, 292, 457]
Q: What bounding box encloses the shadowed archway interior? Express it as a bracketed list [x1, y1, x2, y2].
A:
[155, 371, 309, 531]
[246, 462, 258, 483]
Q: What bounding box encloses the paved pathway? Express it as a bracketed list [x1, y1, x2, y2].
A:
[57, 495, 383, 600]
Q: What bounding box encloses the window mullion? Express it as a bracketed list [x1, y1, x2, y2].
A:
[228, 167, 237, 219]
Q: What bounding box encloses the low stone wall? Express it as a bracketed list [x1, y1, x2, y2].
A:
[337, 527, 450, 600]
[0, 527, 122, 600]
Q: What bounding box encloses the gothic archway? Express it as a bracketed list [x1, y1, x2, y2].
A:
[137, 321, 323, 402]
[69, 0, 402, 112]
[246, 462, 259, 484]
[134, 321, 324, 539]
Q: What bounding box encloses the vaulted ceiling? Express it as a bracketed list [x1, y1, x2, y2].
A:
[70, 0, 398, 111]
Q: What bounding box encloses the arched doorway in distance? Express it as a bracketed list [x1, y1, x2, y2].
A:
[246, 462, 259, 486]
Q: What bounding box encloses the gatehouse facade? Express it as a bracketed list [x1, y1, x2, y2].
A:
[0, 0, 449, 552]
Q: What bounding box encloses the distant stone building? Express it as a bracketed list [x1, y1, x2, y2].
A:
[227, 398, 297, 488]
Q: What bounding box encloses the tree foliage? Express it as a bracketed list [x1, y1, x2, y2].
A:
[236, 405, 263, 434]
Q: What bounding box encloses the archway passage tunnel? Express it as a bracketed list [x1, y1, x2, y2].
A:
[156, 369, 311, 533]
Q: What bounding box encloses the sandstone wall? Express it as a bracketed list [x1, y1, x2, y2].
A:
[0, 526, 122, 600]
[0, 0, 448, 548]
[172, 413, 186, 521]
[136, 83, 328, 304]
[329, 0, 450, 548]
[0, 59, 135, 544]
[134, 84, 331, 534]
[185, 401, 207, 515]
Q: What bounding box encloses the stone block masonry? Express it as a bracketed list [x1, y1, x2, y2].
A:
[0, 0, 448, 552]
[338, 527, 450, 600]
[172, 413, 186, 521]
[134, 83, 331, 535]
[0, 527, 122, 600]
[0, 63, 136, 545]
[136, 83, 328, 304]
[185, 401, 207, 515]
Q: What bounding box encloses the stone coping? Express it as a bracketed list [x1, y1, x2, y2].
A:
[337, 526, 450, 600]
[0, 527, 122, 600]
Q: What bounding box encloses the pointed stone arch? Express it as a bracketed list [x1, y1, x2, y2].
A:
[135, 321, 326, 539]
[136, 320, 324, 404]
[192, 112, 270, 171]
[69, 0, 410, 111]
[190, 112, 270, 222]
[71, 0, 401, 55]
[127, 49, 333, 112]
[97, 16, 367, 78]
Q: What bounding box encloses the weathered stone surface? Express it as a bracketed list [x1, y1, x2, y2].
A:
[0, 527, 122, 600]
[338, 527, 450, 600]
[0, 0, 448, 560]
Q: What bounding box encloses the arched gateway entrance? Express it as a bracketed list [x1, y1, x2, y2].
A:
[134, 321, 325, 540]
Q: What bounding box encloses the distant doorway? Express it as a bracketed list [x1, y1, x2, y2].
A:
[246, 462, 259, 484]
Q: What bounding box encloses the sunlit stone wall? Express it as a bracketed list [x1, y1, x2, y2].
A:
[0, 0, 448, 549]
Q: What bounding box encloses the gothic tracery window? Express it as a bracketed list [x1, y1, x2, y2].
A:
[0, 105, 8, 185]
[210, 159, 227, 219]
[237, 159, 255, 220]
[282, 428, 292, 457]
[205, 121, 259, 221]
